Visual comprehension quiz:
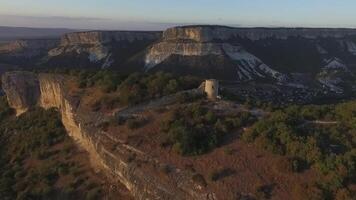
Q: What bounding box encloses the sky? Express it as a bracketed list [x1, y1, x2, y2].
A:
[0, 0, 356, 30]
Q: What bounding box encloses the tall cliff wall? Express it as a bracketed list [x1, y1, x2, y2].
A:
[1, 71, 214, 200]
[0, 39, 59, 57]
[1, 72, 40, 115]
[163, 26, 356, 42]
[47, 31, 162, 69]
[0, 39, 59, 53]
[144, 25, 356, 86]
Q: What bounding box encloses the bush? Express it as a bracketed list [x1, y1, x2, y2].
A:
[161, 104, 255, 156]
[117, 72, 201, 106]
[243, 102, 356, 199]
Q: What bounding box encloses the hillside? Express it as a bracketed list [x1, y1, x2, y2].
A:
[0, 96, 132, 200]
[1, 71, 355, 199]
[0, 25, 355, 101]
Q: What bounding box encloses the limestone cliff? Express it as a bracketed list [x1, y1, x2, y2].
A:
[47, 31, 161, 69]
[1, 71, 215, 200]
[1, 71, 40, 115]
[145, 26, 295, 82]
[163, 26, 356, 42]
[144, 25, 356, 85]
[0, 39, 59, 64]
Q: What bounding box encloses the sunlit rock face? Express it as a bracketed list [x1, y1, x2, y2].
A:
[145, 26, 294, 82]
[1, 71, 40, 115]
[48, 31, 161, 69]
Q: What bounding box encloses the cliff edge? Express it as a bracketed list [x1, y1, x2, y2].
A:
[1, 71, 215, 200]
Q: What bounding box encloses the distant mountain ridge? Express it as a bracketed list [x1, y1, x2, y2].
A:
[0, 25, 356, 97]
[0, 26, 77, 41]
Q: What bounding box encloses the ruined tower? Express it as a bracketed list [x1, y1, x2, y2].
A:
[204, 79, 219, 100]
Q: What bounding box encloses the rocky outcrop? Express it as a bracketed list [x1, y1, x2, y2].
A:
[1, 25, 356, 92]
[1, 71, 214, 200]
[0, 39, 58, 53]
[1, 71, 40, 115]
[47, 31, 161, 69]
[163, 26, 356, 42]
[144, 25, 356, 86]
[145, 42, 288, 82]
[145, 26, 297, 82]
[0, 39, 59, 57]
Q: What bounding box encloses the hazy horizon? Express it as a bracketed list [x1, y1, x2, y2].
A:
[1, 0, 356, 30]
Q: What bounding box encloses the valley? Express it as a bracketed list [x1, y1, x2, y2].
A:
[0, 24, 355, 200]
[0, 25, 355, 104]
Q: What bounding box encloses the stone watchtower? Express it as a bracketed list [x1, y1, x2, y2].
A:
[204, 79, 219, 100]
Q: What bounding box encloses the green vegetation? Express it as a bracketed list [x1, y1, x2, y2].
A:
[161, 102, 256, 156]
[116, 72, 201, 105]
[0, 98, 104, 200]
[243, 101, 356, 199]
[75, 70, 201, 106]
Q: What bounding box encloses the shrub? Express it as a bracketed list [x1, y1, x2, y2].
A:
[116, 71, 201, 106]
[243, 102, 356, 199]
[161, 104, 254, 156]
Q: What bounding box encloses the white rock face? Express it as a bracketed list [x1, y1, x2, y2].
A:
[222, 44, 288, 82]
[145, 26, 356, 82]
[323, 58, 348, 70]
[145, 42, 224, 69]
[145, 41, 288, 82]
[49, 44, 108, 62]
